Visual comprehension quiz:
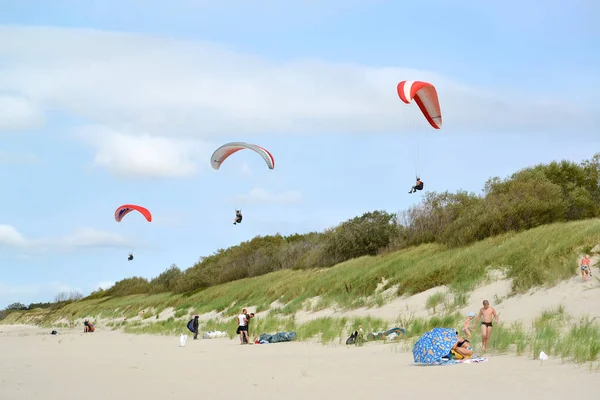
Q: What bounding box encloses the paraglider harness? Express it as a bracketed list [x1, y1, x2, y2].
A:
[409, 177, 424, 194]
[128, 252, 134, 261]
[234, 210, 243, 225]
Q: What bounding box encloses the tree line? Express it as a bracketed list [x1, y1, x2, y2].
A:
[83, 153, 600, 300]
[5, 154, 600, 307]
[0, 291, 83, 320]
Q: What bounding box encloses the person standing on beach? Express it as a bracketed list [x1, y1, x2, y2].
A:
[192, 315, 199, 340]
[474, 300, 498, 352]
[236, 309, 248, 344]
[243, 312, 254, 344]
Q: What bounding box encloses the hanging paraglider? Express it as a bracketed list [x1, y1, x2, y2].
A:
[114, 204, 152, 260]
[211, 142, 275, 225]
[408, 177, 424, 194]
[210, 142, 275, 170]
[233, 209, 243, 225]
[396, 80, 442, 193]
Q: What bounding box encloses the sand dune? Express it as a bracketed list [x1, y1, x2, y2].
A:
[0, 324, 597, 400]
[2, 260, 598, 399]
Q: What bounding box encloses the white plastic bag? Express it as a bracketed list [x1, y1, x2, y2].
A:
[179, 334, 188, 347]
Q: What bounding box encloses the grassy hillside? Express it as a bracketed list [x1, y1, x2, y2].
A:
[5, 154, 600, 365]
[4, 219, 600, 365]
[4, 219, 599, 323]
[53, 153, 599, 300]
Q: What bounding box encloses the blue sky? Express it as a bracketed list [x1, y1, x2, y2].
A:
[1, 0, 599, 307]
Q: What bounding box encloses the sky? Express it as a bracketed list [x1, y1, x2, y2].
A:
[1, 0, 599, 307]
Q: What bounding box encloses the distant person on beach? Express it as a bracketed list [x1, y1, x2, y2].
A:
[236, 309, 248, 344]
[243, 312, 254, 344]
[580, 255, 591, 281]
[192, 315, 199, 340]
[474, 300, 498, 352]
[462, 312, 476, 339]
[83, 320, 95, 333]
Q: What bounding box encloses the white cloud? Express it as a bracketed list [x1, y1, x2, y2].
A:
[0, 224, 135, 252]
[0, 25, 596, 178]
[0, 94, 44, 132]
[233, 188, 303, 204]
[0, 150, 41, 165]
[0, 225, 28, 247]
[52, 227, 133, 248]
[0, 24, 595, 145]
[76, 126, 212, 178]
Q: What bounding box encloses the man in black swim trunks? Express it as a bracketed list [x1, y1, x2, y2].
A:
[474, 299, 499, 352]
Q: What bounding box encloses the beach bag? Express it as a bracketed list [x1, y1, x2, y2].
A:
[179, 334, 188, 347]
[187, 319, 195, 333]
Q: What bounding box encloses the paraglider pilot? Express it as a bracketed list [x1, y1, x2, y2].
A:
[233, 210, 243, 225]
[409, 178, 424, 194]
[128, 252, 134, 261]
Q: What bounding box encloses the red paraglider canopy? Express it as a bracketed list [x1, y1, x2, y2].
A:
[114, 204, 152, 223]
[397, 80, 442, 129]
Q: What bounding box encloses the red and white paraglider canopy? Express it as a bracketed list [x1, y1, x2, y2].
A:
[397, 80, 442, 130]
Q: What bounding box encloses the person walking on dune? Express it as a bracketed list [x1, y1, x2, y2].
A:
[474, 300, 498, 352]
[462, 312, 476, 340]
[580, 254, 591, 281]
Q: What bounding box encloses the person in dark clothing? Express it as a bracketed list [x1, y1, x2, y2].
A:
[242, 312, 254, 344]
[408, 178, 424, 194]
[192, 315, 200, 340]
[128, 253, 134, 261]
[234, 210, 243, 225]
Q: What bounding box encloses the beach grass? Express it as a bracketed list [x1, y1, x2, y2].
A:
[6, 219, 598, 329]
[118, 304, 600, 365]
[3, 219, 600, 366]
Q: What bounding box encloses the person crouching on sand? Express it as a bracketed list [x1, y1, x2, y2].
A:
[83, 320, 95, 333]
[451, 333, 473, 359]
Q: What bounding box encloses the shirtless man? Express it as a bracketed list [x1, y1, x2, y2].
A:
[474, 300, 499, 352]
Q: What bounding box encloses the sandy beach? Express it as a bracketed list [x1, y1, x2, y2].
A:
[0, 324, 596, 400]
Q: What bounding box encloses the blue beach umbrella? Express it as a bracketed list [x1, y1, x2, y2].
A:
[412, 328, 457, 364]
